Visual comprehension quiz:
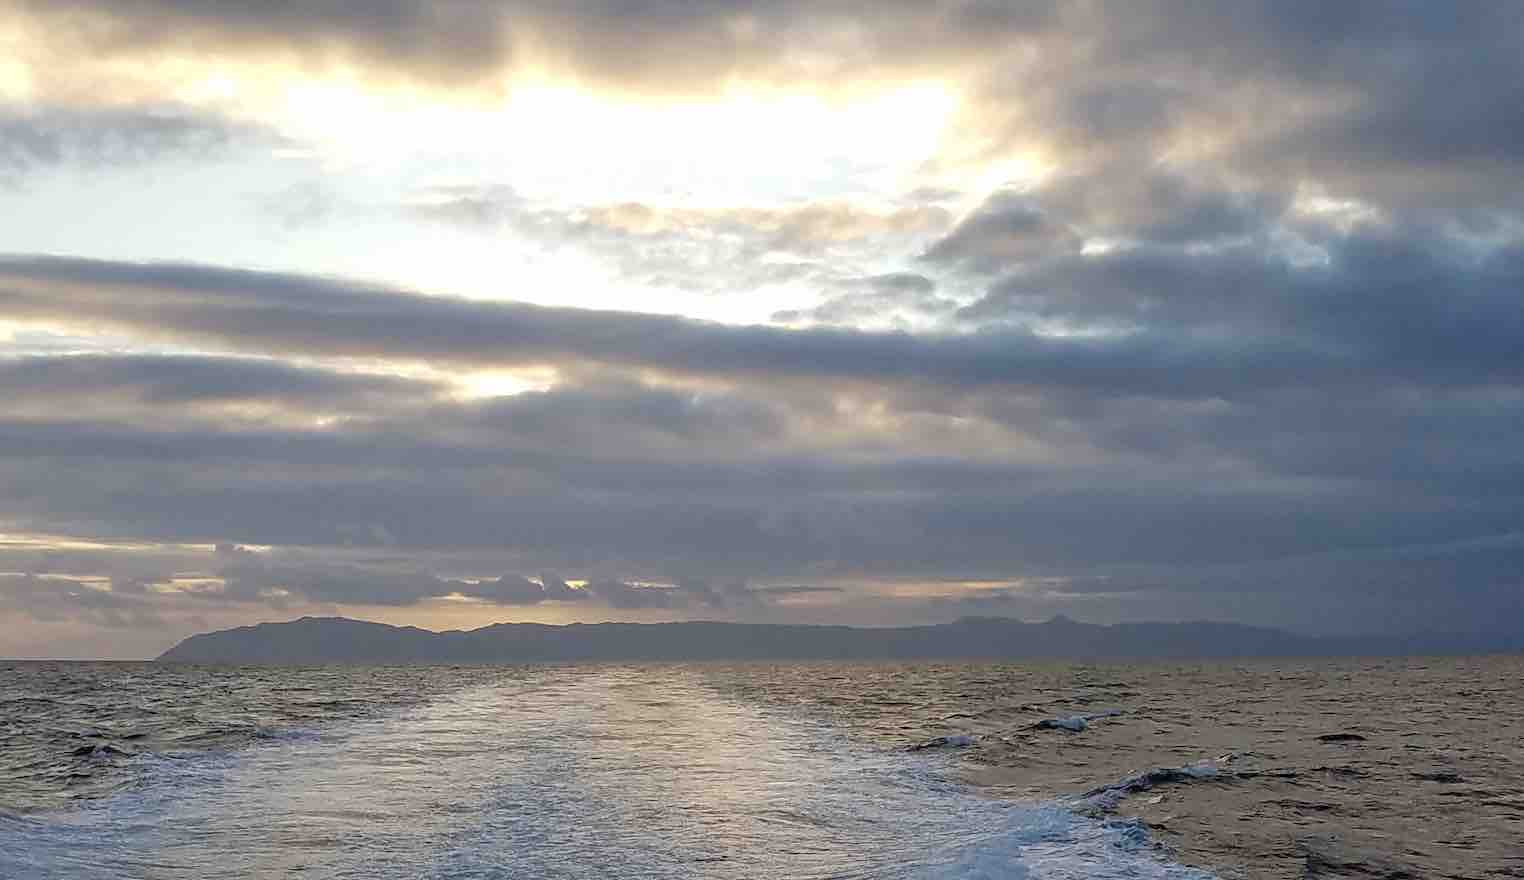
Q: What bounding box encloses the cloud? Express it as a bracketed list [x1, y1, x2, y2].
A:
[952, 2, 1524, 212]
[772, 273, 955, 328]
[0, 354, 444, 413]
[6, 0, 515, 90]
[3, 538, 814, 619]
[8, 246, 1523, 402]
[1026, 531, 1524, 637]
[960, 221, 1524, 390]
[410, 187, 951, 293]
[2, 0, 1058, 95]
[920, 192, 1081, 272]
[431, 379, 786, 454]
[467, 574, 594, 606]
[5, 1, 1520, 216]
[1, 393, 1517, 582]
[3, 2, 1524, 652]
[0, 573, 167, 629]
[215, 545, 651, 609]
[0, 105, 280, 182]
[0, 227, 1519, 629]
[537, 573, 590, 603]
[581, 579, 673, 610]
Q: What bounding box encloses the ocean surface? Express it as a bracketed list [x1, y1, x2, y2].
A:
[3, 657, 1521, 878]
[0, 662, 1213, 879]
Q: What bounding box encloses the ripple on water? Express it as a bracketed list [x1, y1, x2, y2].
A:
[0, 664, 1213, 880]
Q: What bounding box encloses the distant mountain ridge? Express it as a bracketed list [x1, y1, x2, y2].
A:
[155, 615, 1518, 664]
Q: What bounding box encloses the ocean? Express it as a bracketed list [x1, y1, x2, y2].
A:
[2, 658, 1520, 878]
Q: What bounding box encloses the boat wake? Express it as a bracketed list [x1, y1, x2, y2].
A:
[0, 666, 1214, 879]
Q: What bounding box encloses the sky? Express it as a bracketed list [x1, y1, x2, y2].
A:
[2, 1, 1522, 658]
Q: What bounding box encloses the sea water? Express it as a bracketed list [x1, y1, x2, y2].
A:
[0, 663, 1212, 879]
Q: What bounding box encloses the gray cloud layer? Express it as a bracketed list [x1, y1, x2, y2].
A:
[2, 242, 1522, 636]
[10, 2, 1521, 215]
[5, 244, 1521, 399]
[0, 106, 279, 182]
[3, 2, 1523, 651]
[0, 354, 441, 407]
[7, 0, 1055, 90]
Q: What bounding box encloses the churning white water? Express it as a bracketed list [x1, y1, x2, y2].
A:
[0, 665, 1213, 879]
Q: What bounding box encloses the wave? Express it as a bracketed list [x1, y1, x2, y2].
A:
[1, 666, 1217, 879]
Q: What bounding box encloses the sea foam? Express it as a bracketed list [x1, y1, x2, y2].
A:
[1, 667, 1215, 880]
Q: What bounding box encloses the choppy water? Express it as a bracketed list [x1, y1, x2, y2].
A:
[0, 662, 1212, 879]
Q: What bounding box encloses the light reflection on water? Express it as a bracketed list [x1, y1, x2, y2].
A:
[0, 666, 1212, 879]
